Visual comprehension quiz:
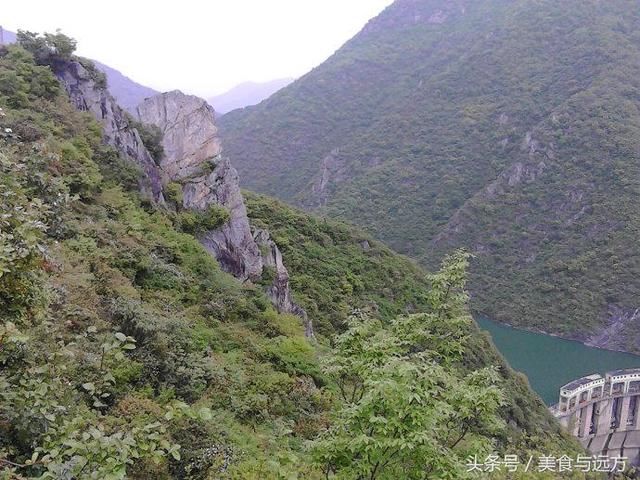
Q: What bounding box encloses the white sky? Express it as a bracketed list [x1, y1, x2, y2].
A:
[1, 0, 393, 97]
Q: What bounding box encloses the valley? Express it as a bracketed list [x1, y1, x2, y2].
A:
[2, 0, 640, 476]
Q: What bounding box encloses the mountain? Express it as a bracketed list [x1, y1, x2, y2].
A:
[208, 78, 294, 114]
[0, 27, 157, 112]
[0, 32, 580, 478]
[0, 27, 16, 44]
[219, 0, 640, 354]
[92, 60, 159, 112]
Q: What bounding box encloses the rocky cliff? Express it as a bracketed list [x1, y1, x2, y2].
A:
[52, 61, 311, 336]
[253, 228, 312, 337]
[52, 59, 165, 203]
[136, 91, 311, 335]
[136, 91, 262, 280]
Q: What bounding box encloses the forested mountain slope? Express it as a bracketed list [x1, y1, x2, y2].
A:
[219, 0, 640, 353]
[0, 34, 583, 478]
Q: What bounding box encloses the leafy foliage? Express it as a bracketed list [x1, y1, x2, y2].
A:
[245, 192, 434, 336]
[0, 42, 323, 478]
[246, 194, 584, 466]
[177, 205, 231, 234]
[16, 29, 77, 64]
[311, 253, 506, 479]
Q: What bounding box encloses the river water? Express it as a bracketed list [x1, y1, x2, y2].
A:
[475, 316, 640, 405]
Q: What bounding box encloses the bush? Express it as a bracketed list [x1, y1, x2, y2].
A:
[17, 29, 77, 64]
[129, 117, 165, 164]
[165, 182, 184, 207]
[178, 206, 230, 234]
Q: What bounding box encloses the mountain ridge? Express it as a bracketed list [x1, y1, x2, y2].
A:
[208, 78, 294, 115]
[0, 26, 159, 112]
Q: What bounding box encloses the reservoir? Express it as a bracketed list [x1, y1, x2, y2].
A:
[475, 316, 640, 405]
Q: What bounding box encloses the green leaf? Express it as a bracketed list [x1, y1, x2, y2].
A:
[198, 407, 213, 421]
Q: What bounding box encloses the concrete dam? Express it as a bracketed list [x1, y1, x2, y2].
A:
[551, 368, 640, 463]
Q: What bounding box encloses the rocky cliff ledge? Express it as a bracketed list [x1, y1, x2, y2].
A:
[53, 59, 165, 203]
[54, 63, 311, 336]
[137, 91, 263, 280]
[136, 91, 311, 336]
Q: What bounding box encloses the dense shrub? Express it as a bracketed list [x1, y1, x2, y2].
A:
[178, 205, 231, 234]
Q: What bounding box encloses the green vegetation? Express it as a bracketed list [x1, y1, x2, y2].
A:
[247, 193, 584, 462]
[311, 253, 506, 479]
[0, 36, 587, 478]
[129, 116, 164, 164]
[16, 29, 77, 63]
[177, 205, 231, 234]
[245, 192, 433, 336]
[220, 0, 640, 352]
[0, 41, 326, 479]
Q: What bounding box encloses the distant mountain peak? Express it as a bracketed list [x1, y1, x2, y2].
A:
[208, 78, 294, 115]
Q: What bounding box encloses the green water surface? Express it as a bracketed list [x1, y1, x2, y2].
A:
[476, 316, 640, 405]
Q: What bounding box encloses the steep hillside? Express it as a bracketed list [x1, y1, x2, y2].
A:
[0, 35, 582, 478]
[208, 78, 294, 114]
[219, 0, 640, 353]
[244, 193, 580, 445]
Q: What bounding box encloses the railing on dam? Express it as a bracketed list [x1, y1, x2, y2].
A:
[551, 368, 640, 464]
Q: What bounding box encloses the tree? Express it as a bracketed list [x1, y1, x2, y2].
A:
[16, 29, 76, 64]
[311, 251, 505, 479]
[44, 30, 77, 60]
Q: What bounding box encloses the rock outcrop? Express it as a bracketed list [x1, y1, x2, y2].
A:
[136, 91, 311, 335]
[53, 65, 311, 336]
[52, 59, 164, 202]
[136, 92, 222, 181]
[253, 229, 313, 337]
[137, 91, 262, 280]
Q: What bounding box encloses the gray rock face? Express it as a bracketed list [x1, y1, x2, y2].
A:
[136, 91, 263, 280]
[136, 91, 222, 181]
[254, 229, 314, 337]
[191, 158, 263, 281]
[53, 60, 164, 203]
[136, 91, 310, 334]
[309, 148, 348, 208]
[586, 305, 640, 352]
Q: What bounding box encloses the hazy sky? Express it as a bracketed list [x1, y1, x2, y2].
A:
[2, 1, 393, 97]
